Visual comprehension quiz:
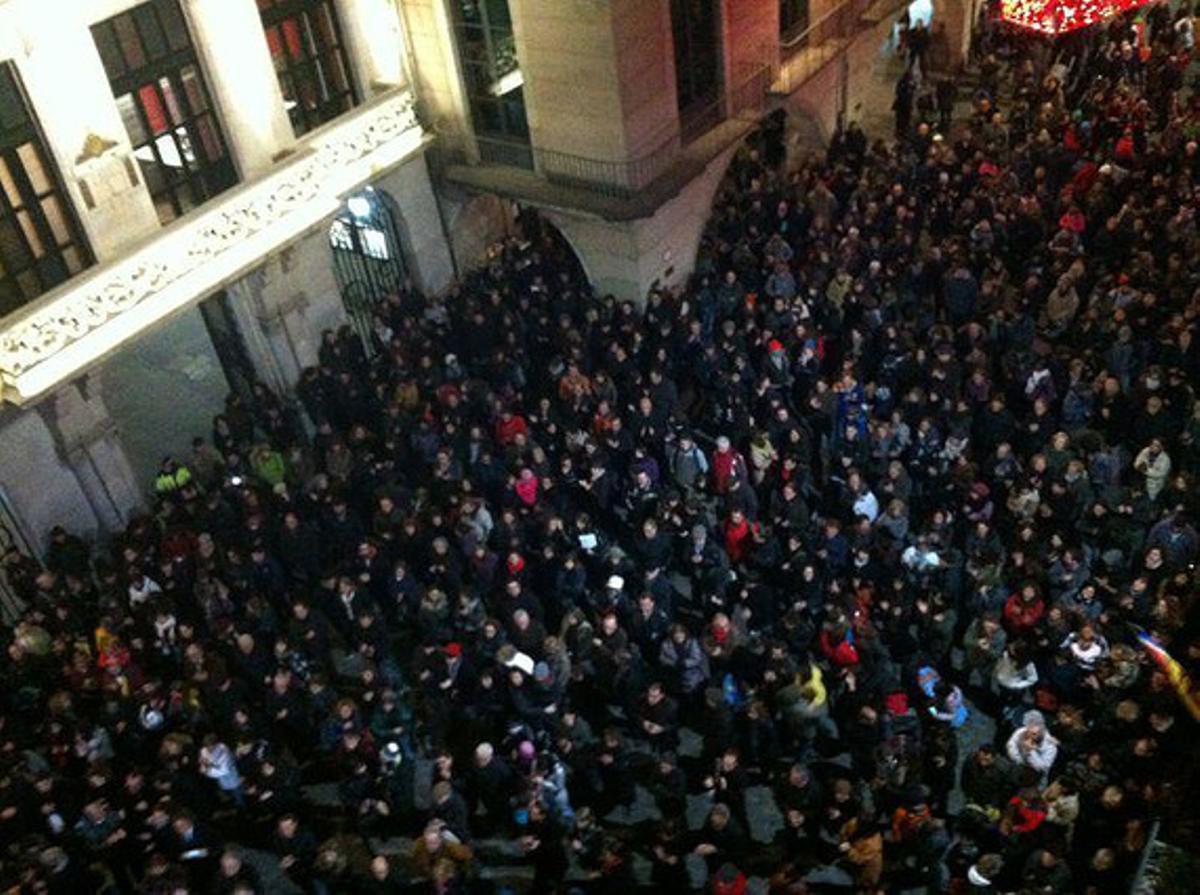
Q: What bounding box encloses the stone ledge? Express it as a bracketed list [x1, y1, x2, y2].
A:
[442, 116, 757, 223]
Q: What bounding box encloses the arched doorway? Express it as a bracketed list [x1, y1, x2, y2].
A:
[514, 206, 589, 286]
[329, 186, 409, 354]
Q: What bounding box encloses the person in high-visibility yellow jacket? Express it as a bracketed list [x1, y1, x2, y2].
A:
[250, 443, 288, 488]
[776, 661, 830, 750]
[154, 457, 192, 494]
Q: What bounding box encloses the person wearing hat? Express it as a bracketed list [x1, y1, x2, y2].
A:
[530, 659, 564, 714]
[763, 337, 793, 390]
[1006, 710, 1059, 782]
[690, 802, 750, 877]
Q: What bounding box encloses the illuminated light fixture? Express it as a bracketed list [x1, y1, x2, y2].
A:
[489, 67, 524, 97]
[1000, 0, 1153, 35]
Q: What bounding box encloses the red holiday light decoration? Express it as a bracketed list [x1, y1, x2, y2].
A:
[1000, 0, 1151, 35]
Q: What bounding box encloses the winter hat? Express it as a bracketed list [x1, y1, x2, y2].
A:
[885, 691, 910, 715]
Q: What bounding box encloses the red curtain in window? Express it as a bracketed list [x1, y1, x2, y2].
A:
[282, 19, 303, 61]
[139, 84, 169, 135]
[265, 21, 302, 60]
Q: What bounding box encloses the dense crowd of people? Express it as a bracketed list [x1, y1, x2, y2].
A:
[4, 3, 1200, 893]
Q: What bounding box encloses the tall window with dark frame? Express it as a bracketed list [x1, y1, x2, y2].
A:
[0, 64, 92, 317]
[255, 0, 357, 136]
[780, 0, 811, 43]
[91, 0, 238, 226]
[670, 0, 722, 139]
[450, 0, 531, 168]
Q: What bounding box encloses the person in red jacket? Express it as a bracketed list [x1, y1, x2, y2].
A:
[1002, 787, 1047, 836]
[722, 510, 755, 564]
[712, 436, 748, 494]
[819, 622, 859, 667]
[1058, 205, 1087, 234]
[1003, 584, 1045, 635]
[512, 468, 539, 507]
[494, 408, 528, 445]
[892, 793, 933, 848]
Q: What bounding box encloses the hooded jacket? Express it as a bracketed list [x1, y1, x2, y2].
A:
[1006, 710, 1059, 776]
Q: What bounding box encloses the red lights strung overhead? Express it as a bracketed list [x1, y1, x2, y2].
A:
[999, 0, 1152, 35]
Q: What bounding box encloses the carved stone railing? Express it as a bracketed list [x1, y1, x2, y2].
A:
[0, 87, 425, 405]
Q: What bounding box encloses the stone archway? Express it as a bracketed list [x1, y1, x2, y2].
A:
[666, 113, 821, 296]
[438, 191, 590, 286]
[540, 137, 745, 304]
[518, 206, 594, 289]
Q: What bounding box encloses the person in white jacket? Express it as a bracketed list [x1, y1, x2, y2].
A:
[1061, 624, 1109, 671]
[992, 641, 1038, 700]
[1134, 439, 1171, 500]
[1006, 710, 1059, 781]
[199, 735, 244, 806]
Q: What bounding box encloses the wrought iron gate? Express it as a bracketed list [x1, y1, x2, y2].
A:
[329, 187, 408, 355]
[0, 486, 34, 624]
